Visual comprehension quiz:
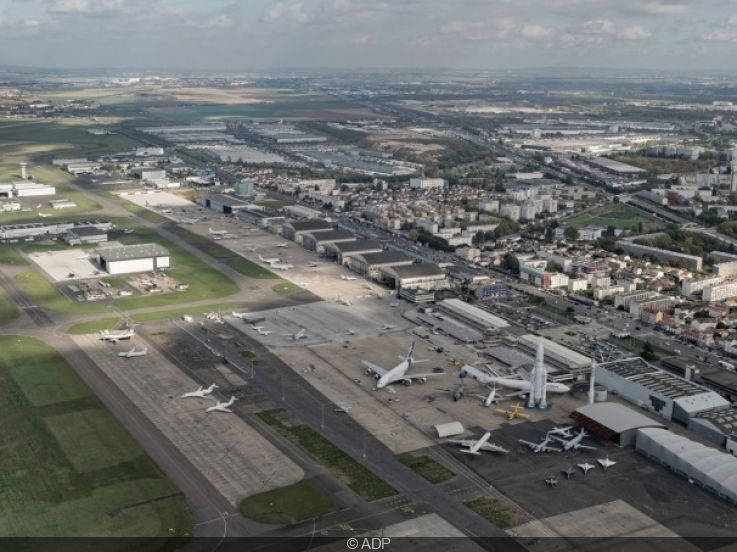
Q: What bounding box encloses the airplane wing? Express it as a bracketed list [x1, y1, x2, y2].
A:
[575, 444, 597, 451]
[479, 443, 509, 453]
[446, 439, 475, 447]
[402, 372, 444, 382]
[361, 360, 387, 377]
[540, 445, 563, 452]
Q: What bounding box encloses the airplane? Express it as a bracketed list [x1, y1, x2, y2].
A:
[181, 383, 219, 399]
[308, 261, 320, 268]
[495, 403, 531, 421]
[337, 297, 352, 307]
[344, 329, 358, 336]
[244, 245, 258, 252]
[209, 228, 228, 235]
[597, 456, 617, 471]
[284, 328, 307, 340]
[118, 347, 148, 358]
[206, 396, 237, 413]
[258, 255, 282, 264]
[38, 212, 51, 218]
[341, 275, 357, 281]
[270, 262, 295, 271]
[232, 312, 249, 319]
[362, 341, 443, 389]
[562, 467, 576, 479]
[250, 324, 265, 331]
[578, 462, 595, 475]
[518, 436, 562, 453]
[477, 383, 505, 407]
[334, 403, 352, 413]
[380, 323, 396, 330]
[546, 426, 574, 439]
[274, 243, 288, 248]
[459, 364, 570, 396]
[447, 431, 509, 455]
[545, 476, 559, 488]
[257, 328, 272, 336]
[390, 302, 400, 308]
[99, 329, 135, 343]
[553, 428, 596, 452]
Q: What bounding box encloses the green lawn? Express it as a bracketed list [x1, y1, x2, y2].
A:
[464, 498, 514, 528]
[272, 282, 302, 295]
[68, 317, 122, 335]
[15, 270, 109, 315]
[257, 410, 397, 502]
[237, 479, 339, 525]
[0, 335, 192, 538]
[563, 204, 665, 232]
[0, 286, 19, 325]
[397, 453, 455, 484]
[0, 244, 30, 266]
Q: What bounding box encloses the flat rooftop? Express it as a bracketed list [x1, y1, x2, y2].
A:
[97, 243, 169, 262]
[437, 298, 510, 329]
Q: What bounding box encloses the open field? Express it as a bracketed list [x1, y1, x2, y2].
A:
[0, 335, 192, 538]
[0, 245, 29, 266]
[397, 453, 455, 484]
[237, 479, 339, 525]
[563, 203, 665, 232]
[15, 270, 109, 315]
[257, 409, 397, 502]
[0, 286, 19, 325]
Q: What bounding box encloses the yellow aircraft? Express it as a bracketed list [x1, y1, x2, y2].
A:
[494, 402, 531, 421]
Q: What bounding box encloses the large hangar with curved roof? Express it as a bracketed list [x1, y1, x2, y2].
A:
[571, 402, 666, 447]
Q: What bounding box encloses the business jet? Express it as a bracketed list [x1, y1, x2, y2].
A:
[578, 462, 595, 475]
[181, 384, 218, 399]
[284, 328, 307, 340]
[341, 275, 357, 281]
[334, 403, 352, 413]
[38, 212, 51, 218]
[206, 396, 237, 413]
[99, 329, 135, 343]
[362, 342, 443, 389]
[447, 432, 509, 455]
[459, 365, 570, 395]
[118, 347, 148, 358]
[209, 228, 228, 236]
[258, 255, 282, 264]
[270, 262, 294, 271]
[257, 328, 272, 336]
[232, 312, 249, 319]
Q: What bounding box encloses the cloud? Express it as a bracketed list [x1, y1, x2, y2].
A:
[619, 24, 652, 40]
[638, 2, 691, 15]
[521, 24, 554, 40]
[260, 2, 311, 24]
[46, 0, 149, 15]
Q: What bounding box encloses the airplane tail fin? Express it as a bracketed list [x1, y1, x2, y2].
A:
[407, 341, 415, 361]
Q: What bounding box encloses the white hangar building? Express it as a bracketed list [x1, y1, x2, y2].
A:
[97, 243, 170, 275]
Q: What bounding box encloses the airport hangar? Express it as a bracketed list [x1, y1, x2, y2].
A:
[571, 402, 666, 447]
[326, 239, 383, 265]
[282, 219, 333, 244]
[434, 298, 510, 333]
[96, 243, 170, 275]
[301, 229, 356, 254]
[348, 250, 414, 278]
[379, 263, 448, 291]
[203, 193, 252, 215]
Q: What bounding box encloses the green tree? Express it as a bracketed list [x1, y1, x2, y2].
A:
[564, 226, 580, 241]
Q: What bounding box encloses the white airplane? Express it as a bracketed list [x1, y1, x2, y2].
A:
[232, 312, 249, 319]
[518, 436, 562, 453]
[362, 342, 443, 389]
[257, 328, 272, 336]
[459, 365, 570, 396]
[380, 323, 396, 330]
[553, 428, 596, 452]
[447, 431, 509, 455]
[274, 243, 288, 248]
[547, 426, 574, 439]
[337, 297, 352, 307]
[477, 383, 505, 407]
[597, 456, 616, 471]
[270, 262, 294, 271]
[345, 329, 358, 336]
[77, 253, 90, 259]
[341, 275, 357, 281]
[258, 255, 282, 264]
[334, 403, 352, 413]
[181, 383, 219, 399]
[99, 329, 135, 343]
[578, 462, 596, 475]
[206, 396, 237, 413]
[250, 324, 265, 331]
[284, 328, 307, 340]
[244, 245, 257, 252]
[118, 347, 148, 358]
[390, 302, 400, 308]
[209, 228, 228, 235]
[38, 212, 51, 218]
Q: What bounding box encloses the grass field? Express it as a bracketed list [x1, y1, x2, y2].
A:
[464, 498, 513, 528]
[396, 453, 455, 484]
[237, 479, 339, 525]
[0, 286, 19, 325]
[272, 282, 302, 295]
[15, 270, 109, 315]
[563, 203, 665, 232]
[0, 335, 192, 538]
[257, 409, 397, 502]
[0, 244, 29, 266]
[68, 317, 122, 335]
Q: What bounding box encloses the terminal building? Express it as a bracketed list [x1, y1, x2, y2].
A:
[301, 229, 356, 254]
[325, 239, 383, 265]
[96, 243, 170, 275]
[596, 357, 730, 424]
[282, 219, 333, 244]
[435, 298, 510, 334]
[348, 250, 413, 279]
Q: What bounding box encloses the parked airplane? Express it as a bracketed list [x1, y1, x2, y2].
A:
[495, 403, 531, 421]
[209, 228, 228, 235]
[578, 462, 595, 475]
[459, 364, 570, 396]
[545, 476, 559, 488]
[547, 426, 574, 439]
[337, 297, 352, 306]
[271, 262, 295, 271]
[206, 396, 237, 413]
[562, 467, 576, 479]
[244, 245, 258, 252]
[274, 243, 288, 248]
[99, 329, 135, 343]
[181, 384, 218, 399]
[362, 342, 443, 389]
[447, 431, 509, 455]
[258, 255, 282, 264]
[38, 212, 51, 218]
[257, 328, 272, 336]
[232, 312, 249, 319]
[518, 436, 562, 453]
[250, 324, 265, 331]
[334, 403, 352, 413]
[118, 347, 148, 358]
[345, 329, 358, 336]
[341, 275, 357, 281]
[380, 323, 396, 330]
[553, 428, 596, 452]
[284, 328, 307, 340]
[597, 457, 616, 471]
[477, 383, 504, 407]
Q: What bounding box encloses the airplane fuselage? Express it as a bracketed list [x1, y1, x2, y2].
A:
[460, 365, 570, 394]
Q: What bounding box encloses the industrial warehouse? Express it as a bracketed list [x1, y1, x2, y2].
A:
[96, 243, 171, 275]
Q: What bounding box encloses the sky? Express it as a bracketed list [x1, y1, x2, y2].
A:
[1, 0, 737, 71]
